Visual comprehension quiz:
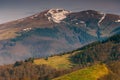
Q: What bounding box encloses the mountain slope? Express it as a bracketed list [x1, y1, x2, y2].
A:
[0, 34, 119, 80]
[53, 64, 109, 80]
[34, 54, 73, 69]
[0, 9, 120, 64]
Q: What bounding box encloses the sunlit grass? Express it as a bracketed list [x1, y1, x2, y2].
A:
[53, 64, 109, 80]
[34, 54, 75, 69]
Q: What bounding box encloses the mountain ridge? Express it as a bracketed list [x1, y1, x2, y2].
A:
[0, 9, 120, 64]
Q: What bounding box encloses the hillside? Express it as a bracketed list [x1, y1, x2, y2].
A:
[53, 64, 109, 80]
[53, 62, 120, 80]
[33, 34, 120, 69]
[34, 54, 74, 69]
[0, 34, 119, 80]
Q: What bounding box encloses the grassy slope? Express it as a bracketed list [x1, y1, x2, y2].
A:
[53, 64, 109, 80]
[33, 35, 120, 80]
[34, 54, 75, 69]
[34, 53, 109, 80]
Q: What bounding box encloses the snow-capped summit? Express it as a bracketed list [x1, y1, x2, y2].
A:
[45, 8, 70, 23]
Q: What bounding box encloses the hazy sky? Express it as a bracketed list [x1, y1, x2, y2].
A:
[0, 0, 120, 24]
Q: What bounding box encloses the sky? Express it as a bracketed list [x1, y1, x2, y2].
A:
[0, 0, 120, 24]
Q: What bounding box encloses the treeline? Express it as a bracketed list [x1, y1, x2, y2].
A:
[70, 42, 120, 66]
[0, 61, 78, 80]
[98, 61, 120, 80]
[71, 34, 120, 65]
[70, 34, 120, 80]
[106, 34, 120, 43]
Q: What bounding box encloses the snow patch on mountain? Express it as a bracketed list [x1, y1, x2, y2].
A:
[76, 23, 78, 24]
[18, 18, 25, 22]
[71, 19, 78, 21]
[45, 9, 70, 23]
[98, 13, 106, 26]
[23, 28, 32, 31]
[115, 20, 120, 22]
[88, 30, 97, 36]
[80, 21, 85, 24]
[30, 13, 39, 19]
[86, 12, 89, 14]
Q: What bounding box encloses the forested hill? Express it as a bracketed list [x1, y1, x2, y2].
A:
[0, 34, 119, 80]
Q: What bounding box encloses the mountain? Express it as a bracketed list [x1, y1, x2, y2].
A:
[0, 9, 120, 64]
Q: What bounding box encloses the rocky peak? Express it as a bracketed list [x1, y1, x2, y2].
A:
[45, 8, 70, 23]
